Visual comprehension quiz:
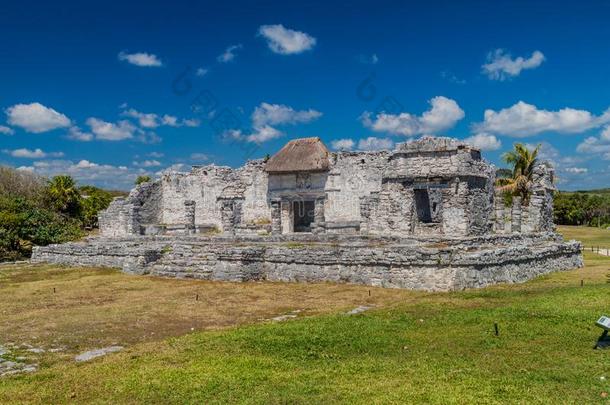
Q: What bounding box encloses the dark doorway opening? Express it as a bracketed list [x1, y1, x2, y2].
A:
[414, 189, 432, 223]
[414, 189, 442, 224]
[293, 200, 315, 232]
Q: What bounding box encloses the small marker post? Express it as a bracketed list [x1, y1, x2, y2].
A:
[196, 293, 199, 301]
[368, 290, 371, 297]
[494, 322, 499, 337]
[581, 279, 584, 287]
[53, 287, 56, 293]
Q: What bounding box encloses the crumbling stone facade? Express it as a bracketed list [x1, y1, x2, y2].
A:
[34, 136, 581, 291]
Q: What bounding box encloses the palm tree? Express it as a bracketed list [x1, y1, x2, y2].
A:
[496, 143, 540, 204]
[47, 175, 81, 215]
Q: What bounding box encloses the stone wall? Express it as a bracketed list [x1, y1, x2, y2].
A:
[385, 137, 489, 180]
[99, 180, 163, 237]
[32, 234, 582, 291]
[98, 200, 140, 237]
[163, 161, 270, 229]
[97, 137, 558, 239]
[359, 137, 496, 237]
[324, 152, 389, 223]
[98, 160, 272, 235]
[492, 161, 556, 235]
[160, 165, 232, 228]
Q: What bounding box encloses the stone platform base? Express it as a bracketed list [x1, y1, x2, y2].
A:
[31, 233, 583, 291]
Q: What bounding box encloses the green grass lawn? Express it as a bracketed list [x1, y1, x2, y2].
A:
[558, 225, 610, 247]
[1, 228, 609, 404]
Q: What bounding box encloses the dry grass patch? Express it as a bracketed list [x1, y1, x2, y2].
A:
[0, 263, 415, 358]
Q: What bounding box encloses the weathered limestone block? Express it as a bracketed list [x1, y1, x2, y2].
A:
[511, 196, 522, 233]
[270, 200, 281, 235]
[184, 200, 196, 234]
[218, 197, 244, 235]
[99, 199, 140, 237]
[494, 193, 506, 234]
[31, 233, 583, 292]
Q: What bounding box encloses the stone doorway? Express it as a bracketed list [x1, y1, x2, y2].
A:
[293, 200, 315, 232]
[414, 188, 442, 224]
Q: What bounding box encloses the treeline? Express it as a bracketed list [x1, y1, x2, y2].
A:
[554, 190, 610, 227]
[0, 166, 121, 261]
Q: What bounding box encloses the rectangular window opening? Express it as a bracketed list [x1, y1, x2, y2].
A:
[414, 189, 442, 224]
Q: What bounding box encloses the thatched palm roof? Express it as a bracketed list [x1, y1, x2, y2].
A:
[265, 137, 330, 173]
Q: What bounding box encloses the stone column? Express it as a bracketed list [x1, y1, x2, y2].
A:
[511, 196, 522, 233]
[494, 193, 505, 234]
[270, 200, 282, 235]
[280, 201, 293, 234]
[184, 200, 196, 234]
[311, 197, 325, 234]
[121, 203, 140, 235]
[220, 199, 235, 235]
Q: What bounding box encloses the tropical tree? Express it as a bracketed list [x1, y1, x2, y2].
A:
[46, 175, 82, 216]
[79, 185, 113, 228]
[496, 143, 540, 204]
[135, 175, 151, 185]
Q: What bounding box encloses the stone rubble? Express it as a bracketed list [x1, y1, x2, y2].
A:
[0, 345, 39, 378]
[74, 346, 124, 362]
[345, 306, 374, 315]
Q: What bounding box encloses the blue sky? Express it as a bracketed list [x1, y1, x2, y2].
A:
[1, 0, 610, 190]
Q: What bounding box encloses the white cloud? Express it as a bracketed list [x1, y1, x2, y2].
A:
[252, 102, 322, 127]
[440, 71, 466, 85]
[137, 131, 162, 144]
[331, 139, 355, 151]
[521, 141, 588, 175]
[357, 137, 394, 151]
[182, 118, 200, 127]
[190, 153, 210, 161]
[156, 163, 189, 176]
[482, 49, 545, 80]
[86, 117, 136, 141]
[6, 102, 71, 133]
[147, 152, 164, 158]
[224, 102, 320, 144]
[196, 68, 208, 77]
[0, 125, 14, 135]
[227, 125, 283, 144]
[67, 126, 93, 142]
[17, 159, 144, 190]
[4, 148, 64, 158]
[463, 133, 502, 151]
[120, 108, 200, 129]
[161, 114, 178, 126]
[361, 96, 464, 136]
[576, 126, 610, 157]
[118, 51, 163, 67]
[258, 24, 316, 55]
[474, 101, 610, 137]
[122, 108, 159, 128]
[133, 160, 161, 167]
[564, 167, 588, 174]
[217, 44, 242, 63]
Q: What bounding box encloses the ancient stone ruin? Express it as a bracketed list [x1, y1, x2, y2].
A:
[32, 136, 582, 291]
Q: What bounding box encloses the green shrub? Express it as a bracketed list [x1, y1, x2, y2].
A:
[0, 166, 115, 261]
[0, 196, 83, 260]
